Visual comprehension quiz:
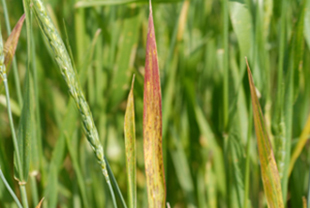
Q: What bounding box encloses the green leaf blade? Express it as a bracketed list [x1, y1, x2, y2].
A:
[14, 69, 33, 182]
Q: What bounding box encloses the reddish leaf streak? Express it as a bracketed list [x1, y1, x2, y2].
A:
[143, 3, 166, 208]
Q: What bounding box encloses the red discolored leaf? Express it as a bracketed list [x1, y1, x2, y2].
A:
[4, 14, 25, 71]
[143, 2, 166, 208]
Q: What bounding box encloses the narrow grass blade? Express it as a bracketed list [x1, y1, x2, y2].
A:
[109, 8, 140, 109]
[289, 114, 310, 176]
[229, 1, 253, 60]
[292, 2, 305, 101]
[308, 165, 310, 208]
[64, 133, 89, 207]
[124, 75, 136, 208]
[246, 59, 284, 208]
[227, 117, 245, 208]
[282, 3, 305, 201]
[0, 168, 22, 208]
[229, 0, 254, 93]
[35, 198, 44, 208]
[143, 2, 166, 207]
[223, 0, 229, 130]
[14, 64, 34, 183]
[169, 127, 196, 207]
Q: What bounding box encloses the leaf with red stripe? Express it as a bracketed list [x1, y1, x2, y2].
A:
[143, 2, 166, 207]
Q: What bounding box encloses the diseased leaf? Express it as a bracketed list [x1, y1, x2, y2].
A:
[143, 2, 166, 207]
[4, 14, 25, 71]
[246, 59, 284, 208]
[124, 75, 136, 208]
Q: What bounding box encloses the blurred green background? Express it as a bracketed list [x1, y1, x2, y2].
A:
[1, 0, 310, 207]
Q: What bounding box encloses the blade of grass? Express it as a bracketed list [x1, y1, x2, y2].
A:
[64, 133, 89, 207]
[1, 0, 23, 106]
[282, 2, 305, 201]
[246, 58, 284, 208]
[14, 53, 34, 205]
[0, 168, 23, 208]
[272, 0, 287, 183]
[169, 126, 196, 207]
[227, 116, 246, 208]
[35, 198, 44, 208]
[143, 1, 166, 207]
[109, 7, 140, 109]
[289, 114, 310, 175]
[223, 0, 229, 131]
[243, 104, 252, 208]
[124, 75, 136, 208]
[307, 164, 310, 208]
[0, 21, 29, 208]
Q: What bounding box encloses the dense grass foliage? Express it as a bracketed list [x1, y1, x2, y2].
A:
[1, 0, 310, 207]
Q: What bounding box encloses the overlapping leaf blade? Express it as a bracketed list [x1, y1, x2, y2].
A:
[14, 64, 33, 182]
[246, 60, 284, 208]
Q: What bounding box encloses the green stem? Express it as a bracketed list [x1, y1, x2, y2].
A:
[19, 184, 29, 208]
[106, 177, 117, 208]
[3, 74, 28, 208]
[1, 0, 23, 106]
[307, 164, 310, 208]
[222, 0, 229, 131]
[30, 175, 39, 205]
[0, 168, 23, 208]
[105, 157, 127, 208]
[243, 105, 253, 208]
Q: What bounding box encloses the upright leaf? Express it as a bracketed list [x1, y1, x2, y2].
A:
[109, 8, 140, 109]
[124, 75, 136, 208]
[143, 2, 166, 207]
[14, 65, 33, 182]
[246, 59, 284, 208]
